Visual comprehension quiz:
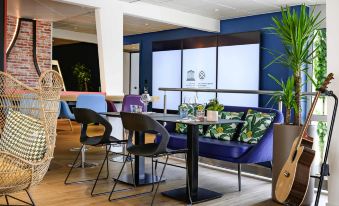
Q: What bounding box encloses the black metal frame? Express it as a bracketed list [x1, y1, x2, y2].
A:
[312, 90, 338, 206]
[91, 146, 134, 196]
[64, 144, 110, 185]
[2, 190, 35, 206]
[109, 152, 192, 206]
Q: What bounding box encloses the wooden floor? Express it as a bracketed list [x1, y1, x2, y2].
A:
[0, 121, 327, 206]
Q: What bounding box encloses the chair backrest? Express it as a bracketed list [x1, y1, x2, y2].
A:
[59, 100, 74, 119]
[120, 112, 170, 155]
[121, 95, 145, 112]
[73, 108, 112, 143]
[76, 94, 107, 113]
[0, 70, 63, 185]
[106, 100, 118, 112]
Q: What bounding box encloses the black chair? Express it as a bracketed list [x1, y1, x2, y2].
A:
[64, 108, 128, 196]
[108, 112, 192, 206]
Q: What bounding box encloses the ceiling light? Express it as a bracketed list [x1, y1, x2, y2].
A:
[214, 8, 219, 12]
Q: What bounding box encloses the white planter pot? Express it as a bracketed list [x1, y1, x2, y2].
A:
[206, 110, 218, 122]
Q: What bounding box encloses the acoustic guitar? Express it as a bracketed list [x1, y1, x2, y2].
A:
[275, 73, 334, 206]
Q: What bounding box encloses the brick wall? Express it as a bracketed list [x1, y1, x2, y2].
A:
[6, 16, 52, 87]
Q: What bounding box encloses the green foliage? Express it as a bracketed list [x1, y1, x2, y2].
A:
[239, 110, 276, 144]
[206, 99, 224, 112]
[317, 121, 327, 160]
[265, 4, 323, 125]
[267, 74, 297, 124]
[317, 121, 327, 144]
[313, 29, 327, 89]
[205, 112, 244, 140]
[72, 63, 91, 91]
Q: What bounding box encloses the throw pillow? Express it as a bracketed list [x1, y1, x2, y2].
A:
[0, 109, 47, 162]
[205, 112, 244, 141]
[238, 109, 275, 144]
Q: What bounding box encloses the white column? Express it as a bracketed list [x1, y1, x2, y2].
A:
[327, 1, 339, 206]
[95, 4, 124, 96]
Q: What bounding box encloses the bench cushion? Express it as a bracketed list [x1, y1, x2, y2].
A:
[238, 109, 275, 144]
[158, 132, 254, 160]
[205, 111, 244, 140]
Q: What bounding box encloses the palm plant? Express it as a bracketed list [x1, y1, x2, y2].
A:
[266, 4, 323, 125]
[268, 75, 297, 124]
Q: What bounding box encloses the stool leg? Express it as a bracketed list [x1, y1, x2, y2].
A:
[151, 155, 168, 206]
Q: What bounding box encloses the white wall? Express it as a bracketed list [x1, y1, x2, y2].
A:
[326, 0, 339, 205]
[123, 52, 131, 95]
[311, 4, 326, 29]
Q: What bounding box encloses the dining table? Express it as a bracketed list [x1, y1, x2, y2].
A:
[101, 112, 243, 204]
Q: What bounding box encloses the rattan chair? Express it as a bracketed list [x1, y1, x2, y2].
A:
[0, 70, 63, 205]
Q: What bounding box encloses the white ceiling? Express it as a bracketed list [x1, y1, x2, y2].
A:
[7, 0, 326, 37]
[7, 0, 179, 36]
[119, 0, 325, 20]
[54, 11, 180, 36]
[7, 0, 92, 21]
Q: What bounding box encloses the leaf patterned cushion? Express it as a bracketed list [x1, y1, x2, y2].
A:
[205, 112, 244, 141]
[175, 104, 203, 134]
[238, 109, 275, 144]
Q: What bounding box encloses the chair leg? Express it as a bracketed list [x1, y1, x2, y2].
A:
[3, 190, 35, 206]
[64, 145, 83, 184]
[109, 153, 131, 201]
[238, 163, 242, 191]
[151, 155, 169, 206]
[25, 190, 35, 206]
[154, 158, 158, 172]
[151, 157, 155, 193]
[91, 145, 111, 196]
[64, 145, 104, 184]
[5, 195, 9, 205]
[106, 145, 110, 179]
[109, 154, 158, 202]
[68, 119, 73, 131]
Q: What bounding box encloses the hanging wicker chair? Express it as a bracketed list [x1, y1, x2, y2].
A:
[0, 70, 63, 205]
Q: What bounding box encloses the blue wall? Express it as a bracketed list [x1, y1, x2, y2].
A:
[124, 10, 297, 108]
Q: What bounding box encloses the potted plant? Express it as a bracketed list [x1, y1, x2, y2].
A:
[72, 63, 91, 91]
[266, 5, 323, 203]
[206, 99, 224, 122]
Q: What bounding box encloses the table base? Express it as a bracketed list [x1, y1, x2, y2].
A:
[115, 173, 165, 186]
[162, 187, 223, 204]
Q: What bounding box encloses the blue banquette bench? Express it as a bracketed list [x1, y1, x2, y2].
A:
[156, 105, 283, 191]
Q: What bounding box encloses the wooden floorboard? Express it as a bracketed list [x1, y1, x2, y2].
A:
[0, 121, 327, 206]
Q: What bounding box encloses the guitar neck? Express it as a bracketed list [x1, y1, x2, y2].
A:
[296, 91, 321, 148]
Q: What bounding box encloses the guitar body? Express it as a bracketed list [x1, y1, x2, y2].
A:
[275, 73, 333, 206]
[275, 138, 315, 205]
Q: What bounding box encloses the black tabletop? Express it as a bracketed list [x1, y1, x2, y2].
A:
[101, 112, 243, 125]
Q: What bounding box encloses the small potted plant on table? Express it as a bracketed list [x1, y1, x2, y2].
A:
[206, 99, 224, 122]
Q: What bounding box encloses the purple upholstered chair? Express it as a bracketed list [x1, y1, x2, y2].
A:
[121, 95, 146, 112]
